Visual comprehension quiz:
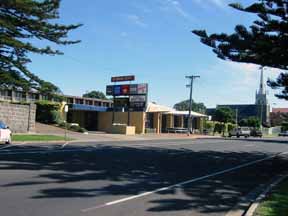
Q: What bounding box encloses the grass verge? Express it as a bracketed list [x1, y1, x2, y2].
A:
[12, 134, 72, 142]
[254, 177, 288, 216]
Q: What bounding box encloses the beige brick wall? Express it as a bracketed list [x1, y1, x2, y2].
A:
[0, 102, 36, 133]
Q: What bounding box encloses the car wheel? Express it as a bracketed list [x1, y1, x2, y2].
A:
[5, 138, 11, 145]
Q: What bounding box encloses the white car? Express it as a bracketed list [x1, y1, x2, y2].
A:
[0, 121, 12, 144]
[229, 127, 251, 138]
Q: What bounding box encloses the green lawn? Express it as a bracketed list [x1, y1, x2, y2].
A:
[12, 134, 71, 142]
[254, 178, 288, 216]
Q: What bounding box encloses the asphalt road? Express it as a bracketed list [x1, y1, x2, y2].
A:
[0, 138, 288, 216]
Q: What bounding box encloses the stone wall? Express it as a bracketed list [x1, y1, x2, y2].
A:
[0, 102, 36, 133]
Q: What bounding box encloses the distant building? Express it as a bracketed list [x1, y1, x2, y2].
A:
[270, 108, 288, 127]
[207, 68, 270, 125]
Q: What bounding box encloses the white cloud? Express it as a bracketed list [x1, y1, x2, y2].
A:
[197, 60, 286, 107]
[193, 0, 228, 9]
[126, 14, 148, 28]
[120, 32, 128, 37]
[160, 0, 195, 22]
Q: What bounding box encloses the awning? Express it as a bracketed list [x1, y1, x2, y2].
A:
[146, 102, 174, 113]
[145, 102, 207, 117]
[165, 110, 207, 117]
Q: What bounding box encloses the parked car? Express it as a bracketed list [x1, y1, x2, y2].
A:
[250, 129, 263, 137]
[0, 121, 12, 144]
[229, 127, 251, 138]
[278, 131, 288, 137]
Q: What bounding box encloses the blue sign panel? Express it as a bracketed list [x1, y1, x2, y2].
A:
[71, 104, 108, 112]
[113, 85, 121, 96]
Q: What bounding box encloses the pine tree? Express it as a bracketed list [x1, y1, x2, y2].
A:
[0, 0, 81, 94]
[192, 0, 288, 99]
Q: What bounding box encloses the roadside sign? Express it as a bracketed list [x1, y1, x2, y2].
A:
[106, 86, 113, 95]
[129, 84, 138, 95]
[130, 95, 146, 102]
[137, 84, 148, 94]
[111, 75, 135, 82]
[106, 83, 148, 96]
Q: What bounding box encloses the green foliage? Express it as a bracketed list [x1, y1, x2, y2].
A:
[58, 122, 87, 133]
[239, 119, 248, 127]
[247, 117, 261, 128]
[83, 91, 107, 100]
[227, 123, 236, 132]
[174, 99, 206, 113]
[0, 0, 81, 94]
[205, 121, 214, 130]
[213, 107, 234, 124]
[35, 100, 62, 124]
[282, 122, 288, 131]
[239, 117, 261, 128]
[214, 123, 225, 134]
[254, 177, 288, 216]
[192, 0, 288, 100]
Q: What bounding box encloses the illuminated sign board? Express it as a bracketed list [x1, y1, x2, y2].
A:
[111, 75, 135, 82]
[106, 84, 148, 96]
[114, 98, 129, 107]
[130, 95, 146, 102]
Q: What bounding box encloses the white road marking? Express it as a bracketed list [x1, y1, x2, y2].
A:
[61, 142, 70, 148]
[0, 148, 93, 155]
[0, 143, 26, 150]
[81, 151, 288, 213]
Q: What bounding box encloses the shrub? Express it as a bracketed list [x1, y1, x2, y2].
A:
[36, 100, 63, 124]
[57, 122, 87, 133]
[227, 123, 236, 132]
[214, 123, 224, 134]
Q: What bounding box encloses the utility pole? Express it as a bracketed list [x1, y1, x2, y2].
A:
[235, 109, 238, 127]
[186, 75, 200, 135]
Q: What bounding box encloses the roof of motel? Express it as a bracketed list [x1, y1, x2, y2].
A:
[166, 110, 207, 117]
[146, 103, 174, 113]
[146, 102, 207, 117]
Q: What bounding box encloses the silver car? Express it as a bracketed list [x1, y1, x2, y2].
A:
[229, 127, 251, 138]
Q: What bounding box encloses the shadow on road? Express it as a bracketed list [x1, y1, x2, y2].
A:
[0, 144, 287, 214]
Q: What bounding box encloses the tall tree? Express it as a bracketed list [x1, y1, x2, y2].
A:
[213, 107, 234, 136]
[83, 91, 107, 100]
[0, 0, 81, 94]
[192, 0, 288, 99]
[174, 99, 206, 113]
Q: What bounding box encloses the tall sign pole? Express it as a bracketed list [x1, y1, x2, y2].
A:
[186, 75, 200, 135]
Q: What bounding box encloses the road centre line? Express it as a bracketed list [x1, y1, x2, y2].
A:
[81, 151, 288, 213]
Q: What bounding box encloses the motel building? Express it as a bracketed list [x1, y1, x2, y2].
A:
[68, 101, 207, 135]
[0, 79, 207, 135]
[67, 75, 207, 135]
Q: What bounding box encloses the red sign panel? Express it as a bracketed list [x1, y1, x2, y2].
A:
[111, 75, 135, 82]
[121, 85, 130, 95]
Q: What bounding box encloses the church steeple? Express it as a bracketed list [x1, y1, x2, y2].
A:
[255, 67, 268, 105]
[259, 67, 265, 95]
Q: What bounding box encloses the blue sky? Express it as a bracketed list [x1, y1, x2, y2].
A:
[28, 0, 287, 108]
